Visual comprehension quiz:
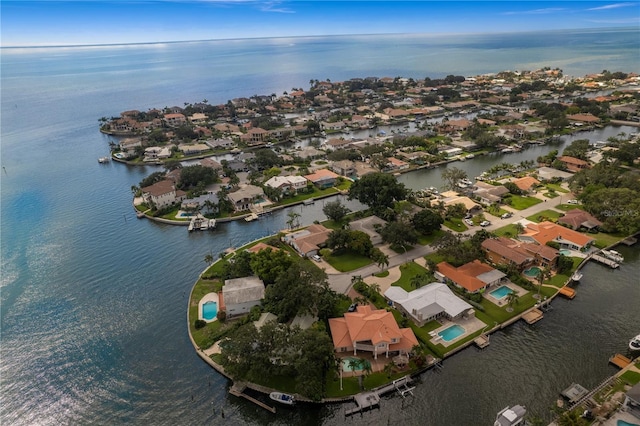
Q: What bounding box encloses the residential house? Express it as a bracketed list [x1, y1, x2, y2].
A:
[143, 146, 171, 162]
[212, 123, 241, 134]
[482, 237, 534, 270]
[241, 127, 269, 146]
[164, 113, 187, 127]
[384, 283, 474, 327]
[304, 169, 339, 189]
[180, 192, 219, 215]
[331, 160, 357, 178]
[178, 143, 210, 155]
[206, 138, 235, 150]
[536, 166, 573, 181]
[221, 276, 265, 318]
[141, 179, 185, 210]
[557, 209, 602, 231]
[119, 138, 143, 156]
[325, 138, 352, 151]
[512, 176, 540, 193]
[188, 113, 207, 124]
[328, 305, 419, 359]
[431, 192, 482, 213]
[226, 184, 264, 212]
[557, 156, 590, 173]
[264, 175, 307, 193]
[349, 216, 387, 245]
[200, 157, 222, 171]
[436, 260, 507, 294]
[622, 382, 640, 420]
[282, 224, 332, 257]
[473, 182, 510, 205]
[519, 221, 595, 251]
[566, 113, 601, 125]
[387, 157, 409, 171]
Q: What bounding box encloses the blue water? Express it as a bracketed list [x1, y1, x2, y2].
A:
[342, 358, 365, 372]
[439, 325, 466, 342]
[560, 249, 572, 256]
[524, 267, 542, 277]
[202, 302, 218, 321]
[490, 286, 512, 300]
[618, 420, 640, 426]
[1, 30, 639, 426]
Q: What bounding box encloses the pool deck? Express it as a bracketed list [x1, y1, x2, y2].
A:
[484, 281, 528, 307]
[198, 292, 219, 323]
[429, 316, 486, 347]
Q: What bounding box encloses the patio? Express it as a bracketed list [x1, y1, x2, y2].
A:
[428, 315, 487, 347]
[484, 281, 528, 307]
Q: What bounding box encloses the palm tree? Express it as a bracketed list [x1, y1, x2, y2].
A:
[505, 290, 518, 312]
[535, 266, 551, 299]
[204, 253, 214, 265]
[369, 283, 381, 295]
[410, 273, 427, 289]
[383, 362, 394, 378]
[286, 211, 301, 230]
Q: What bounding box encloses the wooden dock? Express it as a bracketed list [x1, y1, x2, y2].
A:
[345, 392, 380, 416]
[474, 334, 490, 349]
[561, 383, 589, 404]
[621, 236, 637, 246]
[559, 287, 576, 299]
[229, 382, 276, 413]
[590, 254, 619, 268]
[345, 376, 414, 416]
[522, 308, 544, 324]
[609, 353, 632, 369]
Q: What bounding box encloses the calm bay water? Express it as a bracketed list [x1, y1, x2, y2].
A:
[1, 30, 639, 425]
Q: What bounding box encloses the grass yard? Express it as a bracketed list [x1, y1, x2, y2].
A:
[591, 232, 626, 249]
[493, 224, 521, 238]
[505, 195, 543, 210]
[555, 203, 585, 211]
[485, 205, 510, 218]
[324, 251, 372, 272]
[391, 262, 430, 292]
[545, 183, 570, 193]
[543, 192, 560, 198]
[278, 187, 339, 206]
[443, 217, 468, 232]
[417, 229, 446, 245]
[526, 209, 563, 223]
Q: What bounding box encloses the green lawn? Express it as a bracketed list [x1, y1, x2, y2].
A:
[374, 271, 390, 278]
[505, 195, 543, 210]
[417, 229, 446, 245]
[620, 370, 640, 386]
[526, 209, 563, 223]
[555, 203, 585, 211]
[493, 224, 520, 238]
[391, 262, 430, 292]
[324, 251, 372, 272]
[277, 187, 339, 206]
[485, 205, 509, 218]
[443, 217, 468, 232]
[543, 192, 560, 198]
[591, 232, 626, 249]
[545, 183, 570, 193]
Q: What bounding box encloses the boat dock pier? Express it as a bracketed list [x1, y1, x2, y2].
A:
[609, 353, 632, 369]
[345, 376, 414, 416]
[561, 383, 589, 405]
[474, 334, 490, 349]
[590, 254, 619, 268]
[522, 308, 544, 324]
[559, 287, 576, 299]
[229, 382, 277, 414]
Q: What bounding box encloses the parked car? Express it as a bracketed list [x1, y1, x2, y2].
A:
[480, 220, 491, 227]
[567, 199, 579, 204]
[347, 303, 357, 312]
[501, 212, 512, 219]
[465, 219, 474, 226]
[312, 254, 322, 262]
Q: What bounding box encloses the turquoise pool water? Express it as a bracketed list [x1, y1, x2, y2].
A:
[490, 285, 512, 299]
[202, 301, 218, 320]
[617, 420, 640, 426]
[342, 358, 364, 372]
[524, 266, 541, 277]
[439, 325, 465, 342]
[559, 249, 571, 256]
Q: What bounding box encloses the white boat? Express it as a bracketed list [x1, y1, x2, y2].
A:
[630, 334, 640, 351]
[601, 249, 624, 263]
[98, 156, 110, 163]
[269, 392, 295, 405]
[571, 271, 583, 282]
[494, 405, 527, 426]
[245, 213, 259, 222]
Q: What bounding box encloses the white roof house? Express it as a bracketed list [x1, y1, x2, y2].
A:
[384, 283, 473, 326]
[264, 175, 308, 191]
[222, 276, 265, 318]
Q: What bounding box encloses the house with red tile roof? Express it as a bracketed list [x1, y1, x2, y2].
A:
[512, 176, 541, 193]
[304, 168, 339, 189]
[519, 221, 595, 251]
[436, 260, 507, 293]
[163, 113, 186, 127]
[328, 305, 418, 359]
[557, 209, 602, 231]
[558, 156, 591, 173]
[482, 237, 559, 270]
[282, 224, 332, 257]
[141, 179, 186, 210]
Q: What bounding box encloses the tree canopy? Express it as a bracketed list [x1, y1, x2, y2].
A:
[322, 200, 350, 222]
[348, 172, 408, 214]
[411, 208, 444, 235]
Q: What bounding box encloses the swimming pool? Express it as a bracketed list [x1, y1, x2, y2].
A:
[438, 325, 465, 342]
[617, 420, 640, 426]
[490, 285, 512, 299]
[341, 358, 364, 372]
[524, 266, 541, 277]
[202, 301, 218, 321]
[559, 249, 572, 256]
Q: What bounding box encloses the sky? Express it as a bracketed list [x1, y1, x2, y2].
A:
[1, 1, 639, 47]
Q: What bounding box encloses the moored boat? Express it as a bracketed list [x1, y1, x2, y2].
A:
[601, 249, 624, 263]
[494, 404, 527, 426]
[571, 271, 583, 282]
[269, 392, 295, 405]
[98, 156, 110, 163]
[630, 334, 640, 351]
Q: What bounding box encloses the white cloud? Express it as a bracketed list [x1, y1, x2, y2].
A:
[502, 8, 567, 16]
[587, 2, 638, 11]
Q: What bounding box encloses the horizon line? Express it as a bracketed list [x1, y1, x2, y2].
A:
[1, 26, 637, 50]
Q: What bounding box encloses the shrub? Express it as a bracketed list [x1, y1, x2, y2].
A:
[194, 319, 206, 329]
[217, 310, 227, 322]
